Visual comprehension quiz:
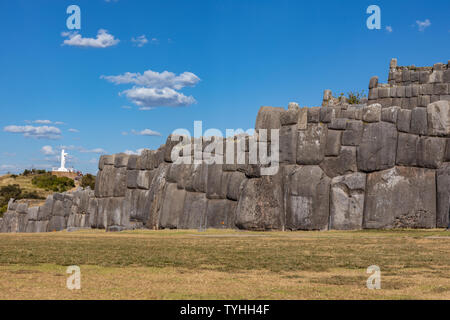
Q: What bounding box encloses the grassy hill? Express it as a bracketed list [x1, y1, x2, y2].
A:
[0, 172, 79, 213]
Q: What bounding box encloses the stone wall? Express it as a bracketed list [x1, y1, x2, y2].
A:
[1, 59, 449, 233]
[366, 58, 450, 108]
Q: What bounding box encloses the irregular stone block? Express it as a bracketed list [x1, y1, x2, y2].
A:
[279, 125, 297, 164]
[52, 200, 65, 217]
[320, 107, 335, 123]
[328, 118, 347, 130]
[437, 163, 450, 228]
[419, 95, 431, 107]
[362, 104, 381, 122]
[114, 153, 129, 168]
[48, 216, 66, 232]
[396, 133, 418, 166]
[325, 130, 342, 156]
[397, 109, 412, 133]
[307, 107, 320, 123]
[296, 123, 327, 165]
[410, 107, 428, 135]
[280, 109, 298, 126]
[236, 174, 284, 230]
[368, 88, 378, 100]
[26, 207, 39, 221]
[434, 84, 448, 95]
[369, 76, 378, 89]
[226, 171, 246, 201]
[364, 167, 436, 229]
[113, 167, 127, 197]
[38, 196, 54, 221]
[417, 137, 446, 168]
[320, 146, 357, 178]
[127, 155, 139, 170]
[136, 170, 153, 190]
[255, 106, 284, 130]
[206, 164, 228, 199]
[427, 100, 450, 136]
[357, 122, 398, 172]
[284, 166, 330, 230]
[126, 170, 139, 189]
[179, 192, 208, 229]
[381, 106, 400, 123]
[297, 108, 308, 130]
[159, 184, 187, 229]
[342, 120, 363, 146]
[330, 172, 366, 230]
[206, 199, 237, 229]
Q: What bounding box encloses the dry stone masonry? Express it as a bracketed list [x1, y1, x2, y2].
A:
[1, 59, 449, 232]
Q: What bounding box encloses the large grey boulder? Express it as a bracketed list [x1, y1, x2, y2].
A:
[330, 173, 366, 230]
[159, 183, 186, 229]
[206, 199, 237, 229]
[226, 171, 246, 201]
[255, 106, 284, 130]
[396, 133, 418, 166]
[279, 125, 297, 164]
[417, 137, 447, 168]
[235, 174, 284, 230]
[357, 122, 398, 172]
[296, 123, 327, 165]
[364, 167, 436, 229]
[437, 163, 450, 228]
[320, 146, 357, 178]
[284, 165, 330, 230]
[179, 192, 208, 229]
[342, 120, 363, 146]
[427, 100, 450, 136]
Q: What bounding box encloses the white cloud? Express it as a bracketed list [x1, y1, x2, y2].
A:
[121, 105, 132, 109]
[41, 145, 56, 155]
[131, 35, 148, 47]
[138, 107, 155, 111]
[68, 128, 79, 133]
[62, 29, 119, 48]
[416, 19, 431, 31]
[33, 119, 52, 124]
[102, 69, 200, 108]
[386, 26, 393, 33]
[131, 128, 162, 136]
[3, 125, 62, 139]
[124, 148, 147, 155]
[101, 70, 200, 90]
[122, 87, 196, 107]
[79, 147, 107, 154]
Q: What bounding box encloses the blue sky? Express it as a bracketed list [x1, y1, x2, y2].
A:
[0, 0, 449, 174]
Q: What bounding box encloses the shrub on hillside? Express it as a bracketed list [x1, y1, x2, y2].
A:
[0, 184, 44, 216]
[31, 173, 75, 193]
[80, 174, 96, 190]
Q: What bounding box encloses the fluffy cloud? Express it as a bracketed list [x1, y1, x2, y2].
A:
[102, 70, 200, 90]
[122, 87, 196, 107]
[102, 69, 200, 108]
[41, 145, 56, 155]
[62, 29, 119, 48]
[131, 35, 148, 47]
[3, 125, 61, 139]
[130, 128, 162, 136]
[79, 147, 107, 154]
[124, 148, 147, 155]
[68, 128, 79, 133]
[416, 19, 431, 31]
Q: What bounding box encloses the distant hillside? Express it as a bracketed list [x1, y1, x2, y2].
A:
[0, 172, 79, 214]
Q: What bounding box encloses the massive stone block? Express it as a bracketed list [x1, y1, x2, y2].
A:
[362, 104, 381, 122]
[364, 167, 436, 229]
[179, 192, 208, 229]
[226, 171, 246, 201]
[284, 166, 330, 230]
[396, 133, 418, 166]
[325, 130, 342, 156]
[427, 100, 450, 136]
[417, 137, 446, 168]
[235, 174, 284, 230]
[437, 163, 450, 228]
[159, 183, 186, 229]
[206, 199, 237, 229]
[255, 106, 284, 130]
[48, 216, 66, 232]
[38, 196, 54, 221]
[320, 146, 357, 178]
[342, 120, 363, 146]
[330, 172, 366, 230]
[279, 125, 297, 164]
[410, 107, 428, 135]
[113, 167, 127, 197]
[206, 164, 228, 199]
[296, 123, 327, 165]
[357, 122, 398, 172]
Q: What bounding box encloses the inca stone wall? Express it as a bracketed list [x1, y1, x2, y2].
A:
[1, 59, 449, 233]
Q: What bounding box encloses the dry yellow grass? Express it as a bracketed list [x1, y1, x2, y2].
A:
[0, 229, 449, 300]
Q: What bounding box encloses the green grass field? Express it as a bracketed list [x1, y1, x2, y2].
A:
[0, 229, 449, 299]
